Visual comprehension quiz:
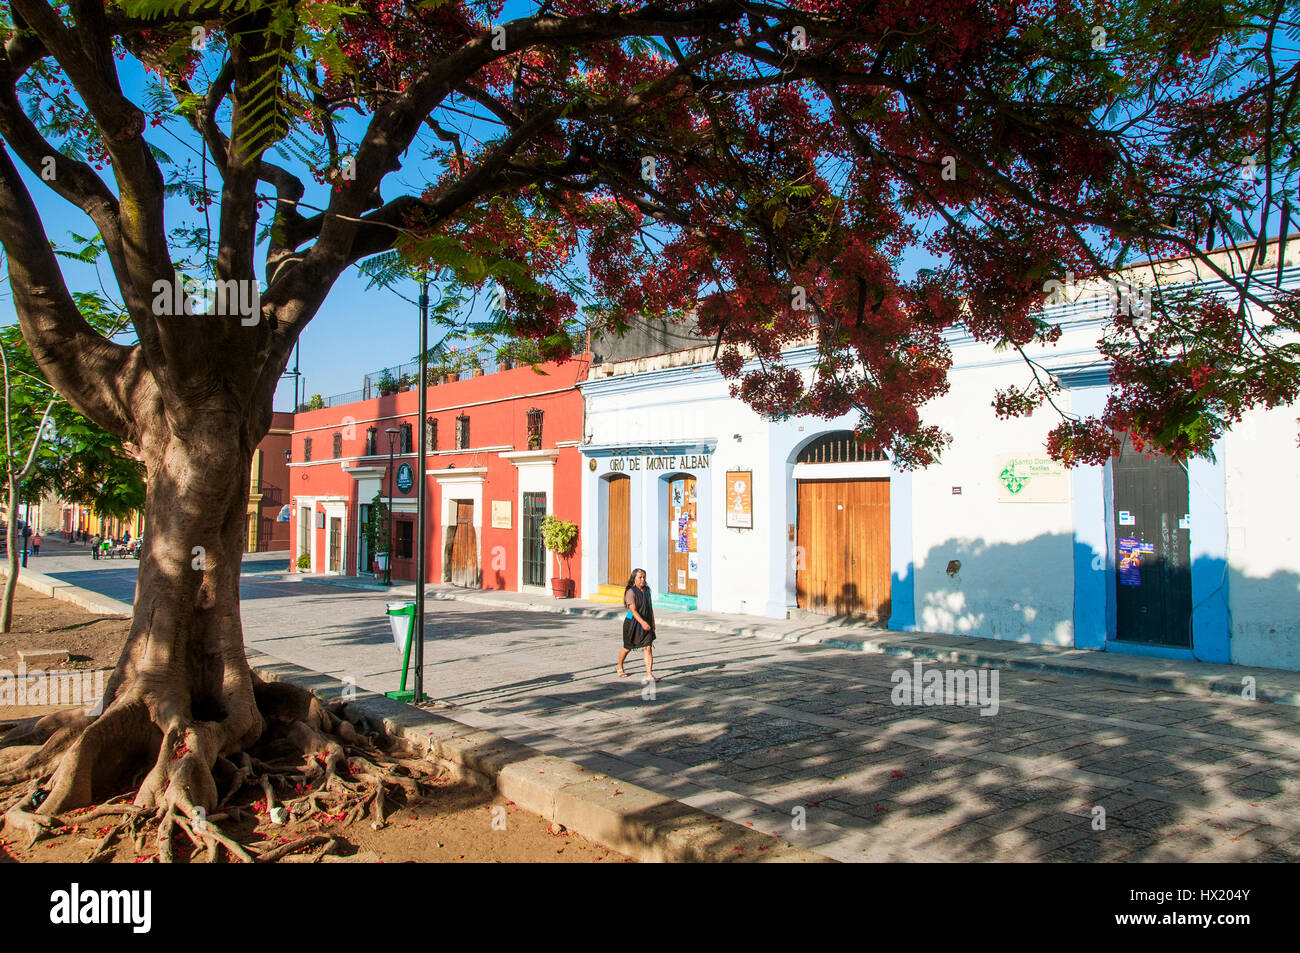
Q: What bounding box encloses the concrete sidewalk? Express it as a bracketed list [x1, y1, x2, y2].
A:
[396, 585, 1300, 708]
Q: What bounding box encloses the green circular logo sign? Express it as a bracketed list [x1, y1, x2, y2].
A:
[396, 463, 414, 493]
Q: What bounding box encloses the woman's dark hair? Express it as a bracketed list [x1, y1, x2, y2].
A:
[624, 568, 650, 590]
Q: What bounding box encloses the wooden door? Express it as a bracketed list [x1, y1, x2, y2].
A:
[666, 476, 698, 597]
[327, 516, 341, 573]
[1113, 437, 1192, 646]
[450, 500, 478, 588]
[606, 476, 630, 585]
[796, 478, 891, 619]
[390, 515, 415, 581]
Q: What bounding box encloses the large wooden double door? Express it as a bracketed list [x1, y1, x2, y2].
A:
[606, 476, 630, 585]
[448, 500, 479, 588]
[796, 478, 891, 620]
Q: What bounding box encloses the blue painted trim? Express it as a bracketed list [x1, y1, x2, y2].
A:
[888, 467, 916, 632]
[1188, 442, 1231, 663]
[581, 439, 717, 457]
[765, 418, 802, 618]
[652, 468, 711, 612]
[1069, 386, 1111, 650]
[579, 346, 822, 397]
[1103, 640, 1197, 662]
[1056, 365, 1112, 389]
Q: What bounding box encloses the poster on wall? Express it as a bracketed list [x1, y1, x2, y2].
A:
[688, 554, 699, 579]
[725, 470, 753, 529]
[491, 501, 512, 529]
[671, 482, 684, 507]
[677, 569, 686, 589]
[995, 453, 1070, 503]
[1117, 537, 1142, 586]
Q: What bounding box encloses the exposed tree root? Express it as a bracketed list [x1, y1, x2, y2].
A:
[0, 678, 441, 863]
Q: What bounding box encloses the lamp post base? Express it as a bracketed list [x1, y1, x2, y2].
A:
[384, 690, 426, 703]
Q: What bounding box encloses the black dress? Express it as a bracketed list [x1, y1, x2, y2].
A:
[622, 585, 656, 649]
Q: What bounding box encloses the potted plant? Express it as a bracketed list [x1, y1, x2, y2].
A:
[376, 371, 398, 396]
[540, 514, 578, 598]
[365, 493, 391, 576]
[296, 553, 311, 571]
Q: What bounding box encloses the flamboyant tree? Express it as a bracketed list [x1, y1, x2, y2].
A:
[0, 0, 1297, 847]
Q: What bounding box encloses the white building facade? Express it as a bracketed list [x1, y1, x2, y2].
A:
[579, 252, 1300, 671]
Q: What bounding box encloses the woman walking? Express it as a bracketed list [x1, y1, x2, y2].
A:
[618, 568, 657, 680]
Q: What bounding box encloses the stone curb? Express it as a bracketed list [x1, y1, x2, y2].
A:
[426, 589, 1300, 708]
[245, 649, 832, 864]
[0, 564, 132, 618]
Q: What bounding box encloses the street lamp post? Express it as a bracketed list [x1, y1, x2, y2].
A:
[384, 427, 399, 586]
[414, 274, 429, 705]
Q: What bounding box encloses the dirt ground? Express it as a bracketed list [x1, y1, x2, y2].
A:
[0, 584, 130, 671]
[0, 587, 631, 864]
[0, 770, 631, 863]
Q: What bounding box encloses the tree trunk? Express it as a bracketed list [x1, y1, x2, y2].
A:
[0, 475, 18, 633]
[4, 412, 267, 817]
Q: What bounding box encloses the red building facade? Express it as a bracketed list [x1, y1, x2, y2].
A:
[289, 358, 589, 592]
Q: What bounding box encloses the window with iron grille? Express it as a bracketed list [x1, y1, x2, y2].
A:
[426, 416, 437, 451]
[796, 431, 887, 464]
[526, 407, 543, 449]
[303, 437, 312, 462]
[365, 427, 376, 456]
[332, 432, 342, 458]
[455, 414, 469, 450]
[400, 422, 412, 454]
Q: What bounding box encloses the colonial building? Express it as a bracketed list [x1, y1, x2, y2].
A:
[289, 358, 587, 591]
[579, 242, 1300, 671]
[246, 411, 293, 552]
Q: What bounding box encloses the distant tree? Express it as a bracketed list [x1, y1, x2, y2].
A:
[0, 317, 145, 632]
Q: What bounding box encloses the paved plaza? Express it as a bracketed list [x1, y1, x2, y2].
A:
[23, 539, 1300, 862]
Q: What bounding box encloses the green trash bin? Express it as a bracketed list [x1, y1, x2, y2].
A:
[384, 601, 417, 702]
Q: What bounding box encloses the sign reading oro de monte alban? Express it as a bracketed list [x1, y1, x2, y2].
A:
[607, 453, 711, 472]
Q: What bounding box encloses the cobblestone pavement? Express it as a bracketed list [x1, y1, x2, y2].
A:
[225, 575, 1300, 863]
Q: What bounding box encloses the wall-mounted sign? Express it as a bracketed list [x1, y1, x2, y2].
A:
[588, 458, 598, 472]
[606, 452, 711, 473]
[315, 512, 325, 529]
[395, 463, 414, 493]
[491, 500, 512, 529]
[1118, 510, 1135, 526]
[996, 453, 1069, 504]
[726, 470, 753, 529]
